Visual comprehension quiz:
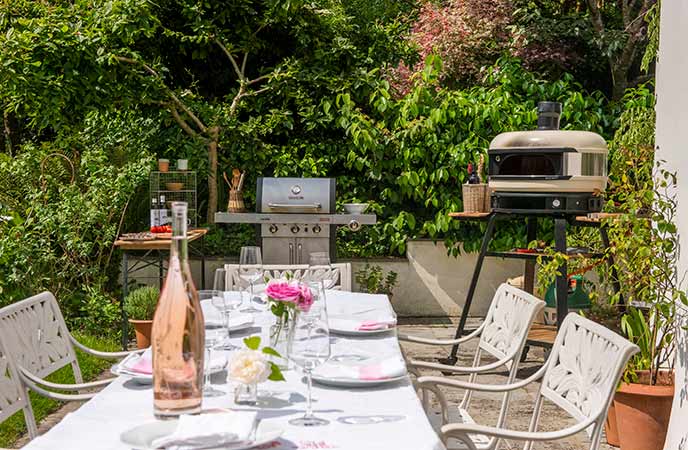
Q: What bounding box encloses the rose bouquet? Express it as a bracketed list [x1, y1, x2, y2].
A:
[265, 279, 314, 365]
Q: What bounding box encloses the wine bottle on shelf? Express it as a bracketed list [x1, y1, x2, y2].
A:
[468, 163, 480, 184]
[152, 201, 205, 419]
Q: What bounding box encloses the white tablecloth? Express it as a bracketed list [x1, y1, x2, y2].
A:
[23, 291, 444, 450]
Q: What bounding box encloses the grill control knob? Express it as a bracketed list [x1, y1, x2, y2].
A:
[552, 199, 561, 208]
[269, 225, 278, 234]
[290, 225, 300, 234]
[348, 220, 361, 232]
[313, 225, 322, 234]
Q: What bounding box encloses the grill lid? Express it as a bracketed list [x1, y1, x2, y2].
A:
[257, 177, 335, 213]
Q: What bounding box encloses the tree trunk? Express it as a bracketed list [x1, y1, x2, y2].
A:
[207, 126, 220, 224]
[3, 109, 11, 156]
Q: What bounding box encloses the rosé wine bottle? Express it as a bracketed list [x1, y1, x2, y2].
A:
[152, 202, 205, 418]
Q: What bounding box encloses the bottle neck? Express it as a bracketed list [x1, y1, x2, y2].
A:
[170, 204, 188, 262]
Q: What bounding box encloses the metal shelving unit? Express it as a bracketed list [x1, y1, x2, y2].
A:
[149, 171, 197, 227]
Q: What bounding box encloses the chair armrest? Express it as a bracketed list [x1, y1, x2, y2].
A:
[18, 371, 98, 402]
[416, 362, 548, 393]
[398, 322, 485, 346]
[70, 334, 145, 359]
[20, 367, 114, 392]
[409, 355, 513, 374]
[441, 415, 597, 444]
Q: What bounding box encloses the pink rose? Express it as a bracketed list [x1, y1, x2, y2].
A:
[266, 281, 301, 303]
[297, 284, 314, 312]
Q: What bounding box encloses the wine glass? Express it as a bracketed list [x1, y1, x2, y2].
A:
[308, 252, 335, 289]
[203, 329, 226, 397]
[212, 268, 242, 351]
[287, 307, 331, 427]
[239, 246, 263, 313]
[302, 282, 327, 325]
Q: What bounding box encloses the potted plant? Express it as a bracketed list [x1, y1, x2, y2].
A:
[601, 163, 685, 450]
[124, 286, 160, 349]
[354, 264, 398, 297]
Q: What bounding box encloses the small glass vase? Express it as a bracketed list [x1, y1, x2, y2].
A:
[269, 316, 292, 370]
[234, 382, 258, 406]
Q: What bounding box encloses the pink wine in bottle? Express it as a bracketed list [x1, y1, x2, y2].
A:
[152, 201, 205, 418]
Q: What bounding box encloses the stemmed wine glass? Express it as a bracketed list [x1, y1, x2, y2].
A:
[308, 252, 335, 289]
[203, 329, 226, 397]
[239, 246, 263, 313]
[212, 268, 242, 351]
[287, 302, 331, 427]
[302, 281, 327, 326]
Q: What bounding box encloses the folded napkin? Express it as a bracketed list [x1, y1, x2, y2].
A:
[151, 411, 257, 450]
[120, 348, 152, 375]
[328, 317, 397, 332]
[314, 357, 407, 381]
[119, 349, 225, 377]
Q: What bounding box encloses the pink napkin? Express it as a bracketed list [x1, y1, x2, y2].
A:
[124, 349, 152, 375]
[357, 319, 397, 331]
[314, 357, 406, 381]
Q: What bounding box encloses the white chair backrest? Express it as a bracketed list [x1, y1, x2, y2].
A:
[0, 292, 82, 382]
[478, 283, 545, 362]
[540, 313, 639, 424]
[224, 263, 352, 291]
[0, 335, 34, 433]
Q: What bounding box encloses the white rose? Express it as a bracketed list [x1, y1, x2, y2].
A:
[228, 350, 271, 385]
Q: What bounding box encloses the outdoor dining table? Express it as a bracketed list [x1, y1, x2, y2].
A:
[21, 290, 444, 450]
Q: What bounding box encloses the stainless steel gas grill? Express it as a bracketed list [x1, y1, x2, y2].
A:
[214, 177, 376, 264]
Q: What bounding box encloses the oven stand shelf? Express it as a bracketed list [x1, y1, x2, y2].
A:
[437, 211, 624, 366]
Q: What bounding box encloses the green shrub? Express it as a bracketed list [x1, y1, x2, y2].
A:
[355, 264, 398, 296]
[124, 286, 159, 321]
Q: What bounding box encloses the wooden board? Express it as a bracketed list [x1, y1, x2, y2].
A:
[114, 228, 208, 251]
[574, 212, 623, 223]
[448, 212, 491, 219]
[526, 323, 557, 347]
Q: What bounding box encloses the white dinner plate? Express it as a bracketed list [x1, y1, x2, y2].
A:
[120, 419, 283, 450]
[311, 374, 407, 388]
[327, 326, 395, 336]
[112, 357, 227, 385]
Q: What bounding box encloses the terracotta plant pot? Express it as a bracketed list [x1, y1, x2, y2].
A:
[615, 370, 674, 450]
[129, 319, 153, 349]
[604, 400, 620, 447]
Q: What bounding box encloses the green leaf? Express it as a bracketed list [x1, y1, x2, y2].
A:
[243, 336, 261, 350]
[262, 346, 281, 358]
[268, 363, 285, 381]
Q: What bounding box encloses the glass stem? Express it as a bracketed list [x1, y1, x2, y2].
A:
[250, 281, 254, 299]
[305, 369, 313, 418]
[224, 311, 231, 341]
[204, 347, 212, 387]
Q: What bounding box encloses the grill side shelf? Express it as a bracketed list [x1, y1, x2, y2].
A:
[214, 212, 376, 225]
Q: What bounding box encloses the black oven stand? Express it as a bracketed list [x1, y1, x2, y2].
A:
[439, 210, 624, 366]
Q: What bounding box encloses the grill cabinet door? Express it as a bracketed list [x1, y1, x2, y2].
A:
[261, 237, 296, 264]
[295, 238, 331, 265]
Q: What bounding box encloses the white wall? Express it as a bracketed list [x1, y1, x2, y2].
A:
[655, 2, 688, 448]
[125, 240, 524, 317]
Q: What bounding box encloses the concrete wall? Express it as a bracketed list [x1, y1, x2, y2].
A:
[656, 2, 688, 448]
[124, 239, 523, 317]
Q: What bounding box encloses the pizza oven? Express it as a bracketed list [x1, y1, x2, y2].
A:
[488, 101, 608, 214]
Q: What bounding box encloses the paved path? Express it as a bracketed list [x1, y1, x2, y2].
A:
[13, 320, 614, 450]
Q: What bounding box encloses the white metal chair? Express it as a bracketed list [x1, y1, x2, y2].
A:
[0, 292, 141, 410]
[224, 262, 352, 291]
[398, 283, 545, 448]
[417, 313, 639, 450]
[0, 332, 37, 439]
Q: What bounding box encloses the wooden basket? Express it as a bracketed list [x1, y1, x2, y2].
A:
[227, 190, 245, 212]
[462, 183, 489, 213]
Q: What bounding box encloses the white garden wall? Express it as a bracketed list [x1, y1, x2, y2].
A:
[124, 239, 523, 317]
[655, 2, 688, 447]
